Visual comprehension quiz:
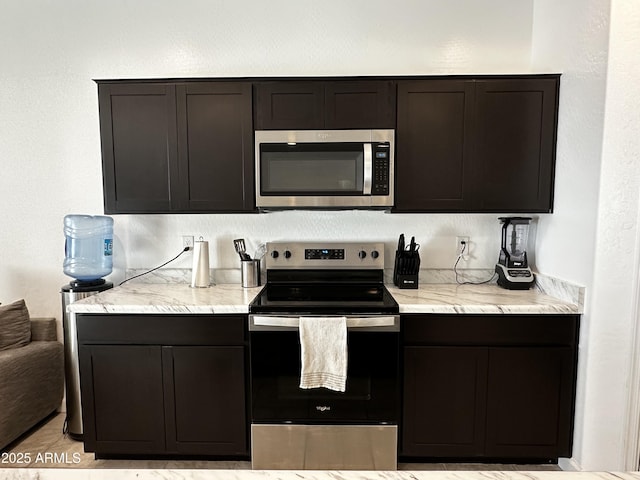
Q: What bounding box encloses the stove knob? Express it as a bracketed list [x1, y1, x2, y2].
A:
[371, 250, 380, 259]
[284, 250, 292, 259]
[358, 250, 367, 259]
[271, 250, 279, 259]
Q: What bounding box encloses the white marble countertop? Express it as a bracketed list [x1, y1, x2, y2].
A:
[68, 281, 581, 315]
[1, 469, 637, 480]
[67, 283, 262, 314]
[388, 284, 581, 314]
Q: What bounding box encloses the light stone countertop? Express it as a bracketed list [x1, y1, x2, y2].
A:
[388, 284, 581, 315]
[1, 469, 638, 480]
[67, 281, 581, 315]
[67, 283, 263, 315]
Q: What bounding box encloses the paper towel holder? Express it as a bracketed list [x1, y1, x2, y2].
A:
[191, 237, 211, 288]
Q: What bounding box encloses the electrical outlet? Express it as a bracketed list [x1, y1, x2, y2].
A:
[182, 235, 194, 250]
[456, 236, 470, 258]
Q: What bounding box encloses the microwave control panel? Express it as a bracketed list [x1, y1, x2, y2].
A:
[372, 143, 390, 195]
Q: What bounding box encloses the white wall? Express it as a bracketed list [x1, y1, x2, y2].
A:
[590, 0, 640, 470]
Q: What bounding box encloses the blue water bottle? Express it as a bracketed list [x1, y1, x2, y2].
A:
[63, 215, 113, 284]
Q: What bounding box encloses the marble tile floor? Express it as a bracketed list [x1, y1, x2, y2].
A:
[2, 414, 561, 471]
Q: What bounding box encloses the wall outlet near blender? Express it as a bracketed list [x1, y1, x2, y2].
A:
[182, 235, 194, 250]
[456, 236, 470, 259]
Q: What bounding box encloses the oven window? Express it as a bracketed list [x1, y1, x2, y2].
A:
[260, 143, 364, 195]
[250, 330, 399, 423]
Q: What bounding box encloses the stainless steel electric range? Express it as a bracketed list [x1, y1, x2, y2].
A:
[248, 241, 400, 470]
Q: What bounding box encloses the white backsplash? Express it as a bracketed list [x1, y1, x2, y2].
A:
[123, 267, 498, 286]
[113, 210, 547, 275]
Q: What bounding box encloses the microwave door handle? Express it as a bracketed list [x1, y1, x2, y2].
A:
[363, 143, 372, 195]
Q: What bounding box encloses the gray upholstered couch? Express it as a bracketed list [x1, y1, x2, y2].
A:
[0, 317, 64, 451]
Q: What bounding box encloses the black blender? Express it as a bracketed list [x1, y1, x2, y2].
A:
[495, 217, 535, 290]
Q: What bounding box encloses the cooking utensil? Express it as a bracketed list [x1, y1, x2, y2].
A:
[234, 238, 251, 261]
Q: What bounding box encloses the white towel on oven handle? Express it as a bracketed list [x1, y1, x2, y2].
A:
[298, 316, 347, 392]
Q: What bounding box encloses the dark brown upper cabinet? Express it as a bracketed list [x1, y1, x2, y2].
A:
[98, 81, 254, 214]
[395, 80, 475, 211]
[324, 81, 396, 129]
[175, 82, 254, 212]
[253, 80, 396, 130]
[473, 79, 558, 212]
[253, 82, 324, 130]
[394, 76, 559, 213]
[99, 83, 178, 213]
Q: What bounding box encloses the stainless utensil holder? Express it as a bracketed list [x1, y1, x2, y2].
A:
[241, 259, 261, 288]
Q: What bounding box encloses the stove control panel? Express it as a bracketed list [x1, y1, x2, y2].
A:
[266, 242, 385, 269]
[305, 248, 344, 260]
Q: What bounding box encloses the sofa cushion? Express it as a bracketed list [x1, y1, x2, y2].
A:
[0, 299, 31, 351]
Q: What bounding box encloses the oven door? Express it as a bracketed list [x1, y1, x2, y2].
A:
[248, 315, 400, 424]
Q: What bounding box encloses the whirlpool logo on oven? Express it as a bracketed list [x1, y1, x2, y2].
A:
[316, 405, 331, 412]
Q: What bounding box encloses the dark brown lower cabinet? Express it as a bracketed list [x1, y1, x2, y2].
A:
[485, 347, 575, 458]
[81, 345, 166, 455]
[402, 346, 487, 457]
[165, 346, 246, 455]
[78, 314, 248, 458]
[401, 314, 579, 461]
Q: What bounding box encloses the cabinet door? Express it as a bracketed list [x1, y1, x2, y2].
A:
[254, 82, 324, 130]
[79, 345, 166, 454]
[473, 78, 558, 212]
[176, 83, 255, 212]
[164, 346, 247, 455]
[395, 80, 475, 211]
[402, 346, 488, 457]
[485, 347, 575, 458]
[99, 83, 179, 213]
[324, 81, 396, 129]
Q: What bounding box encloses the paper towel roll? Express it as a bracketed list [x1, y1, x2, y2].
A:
[191, 239, 210, 288]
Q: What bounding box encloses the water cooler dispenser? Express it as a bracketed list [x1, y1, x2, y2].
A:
[60, 214, 114, 440]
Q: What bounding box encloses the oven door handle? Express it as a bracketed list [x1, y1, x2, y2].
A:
[249, 315, 399, 332]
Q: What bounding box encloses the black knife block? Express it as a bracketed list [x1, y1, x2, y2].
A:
[393, 249, 420, 289]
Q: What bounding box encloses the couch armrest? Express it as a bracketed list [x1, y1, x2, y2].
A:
[30, 317, 57, 342]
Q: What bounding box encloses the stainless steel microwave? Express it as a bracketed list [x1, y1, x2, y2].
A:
[255, 129, 395, 209]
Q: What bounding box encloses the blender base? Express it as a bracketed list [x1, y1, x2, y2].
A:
[495, 264, 535, 290]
